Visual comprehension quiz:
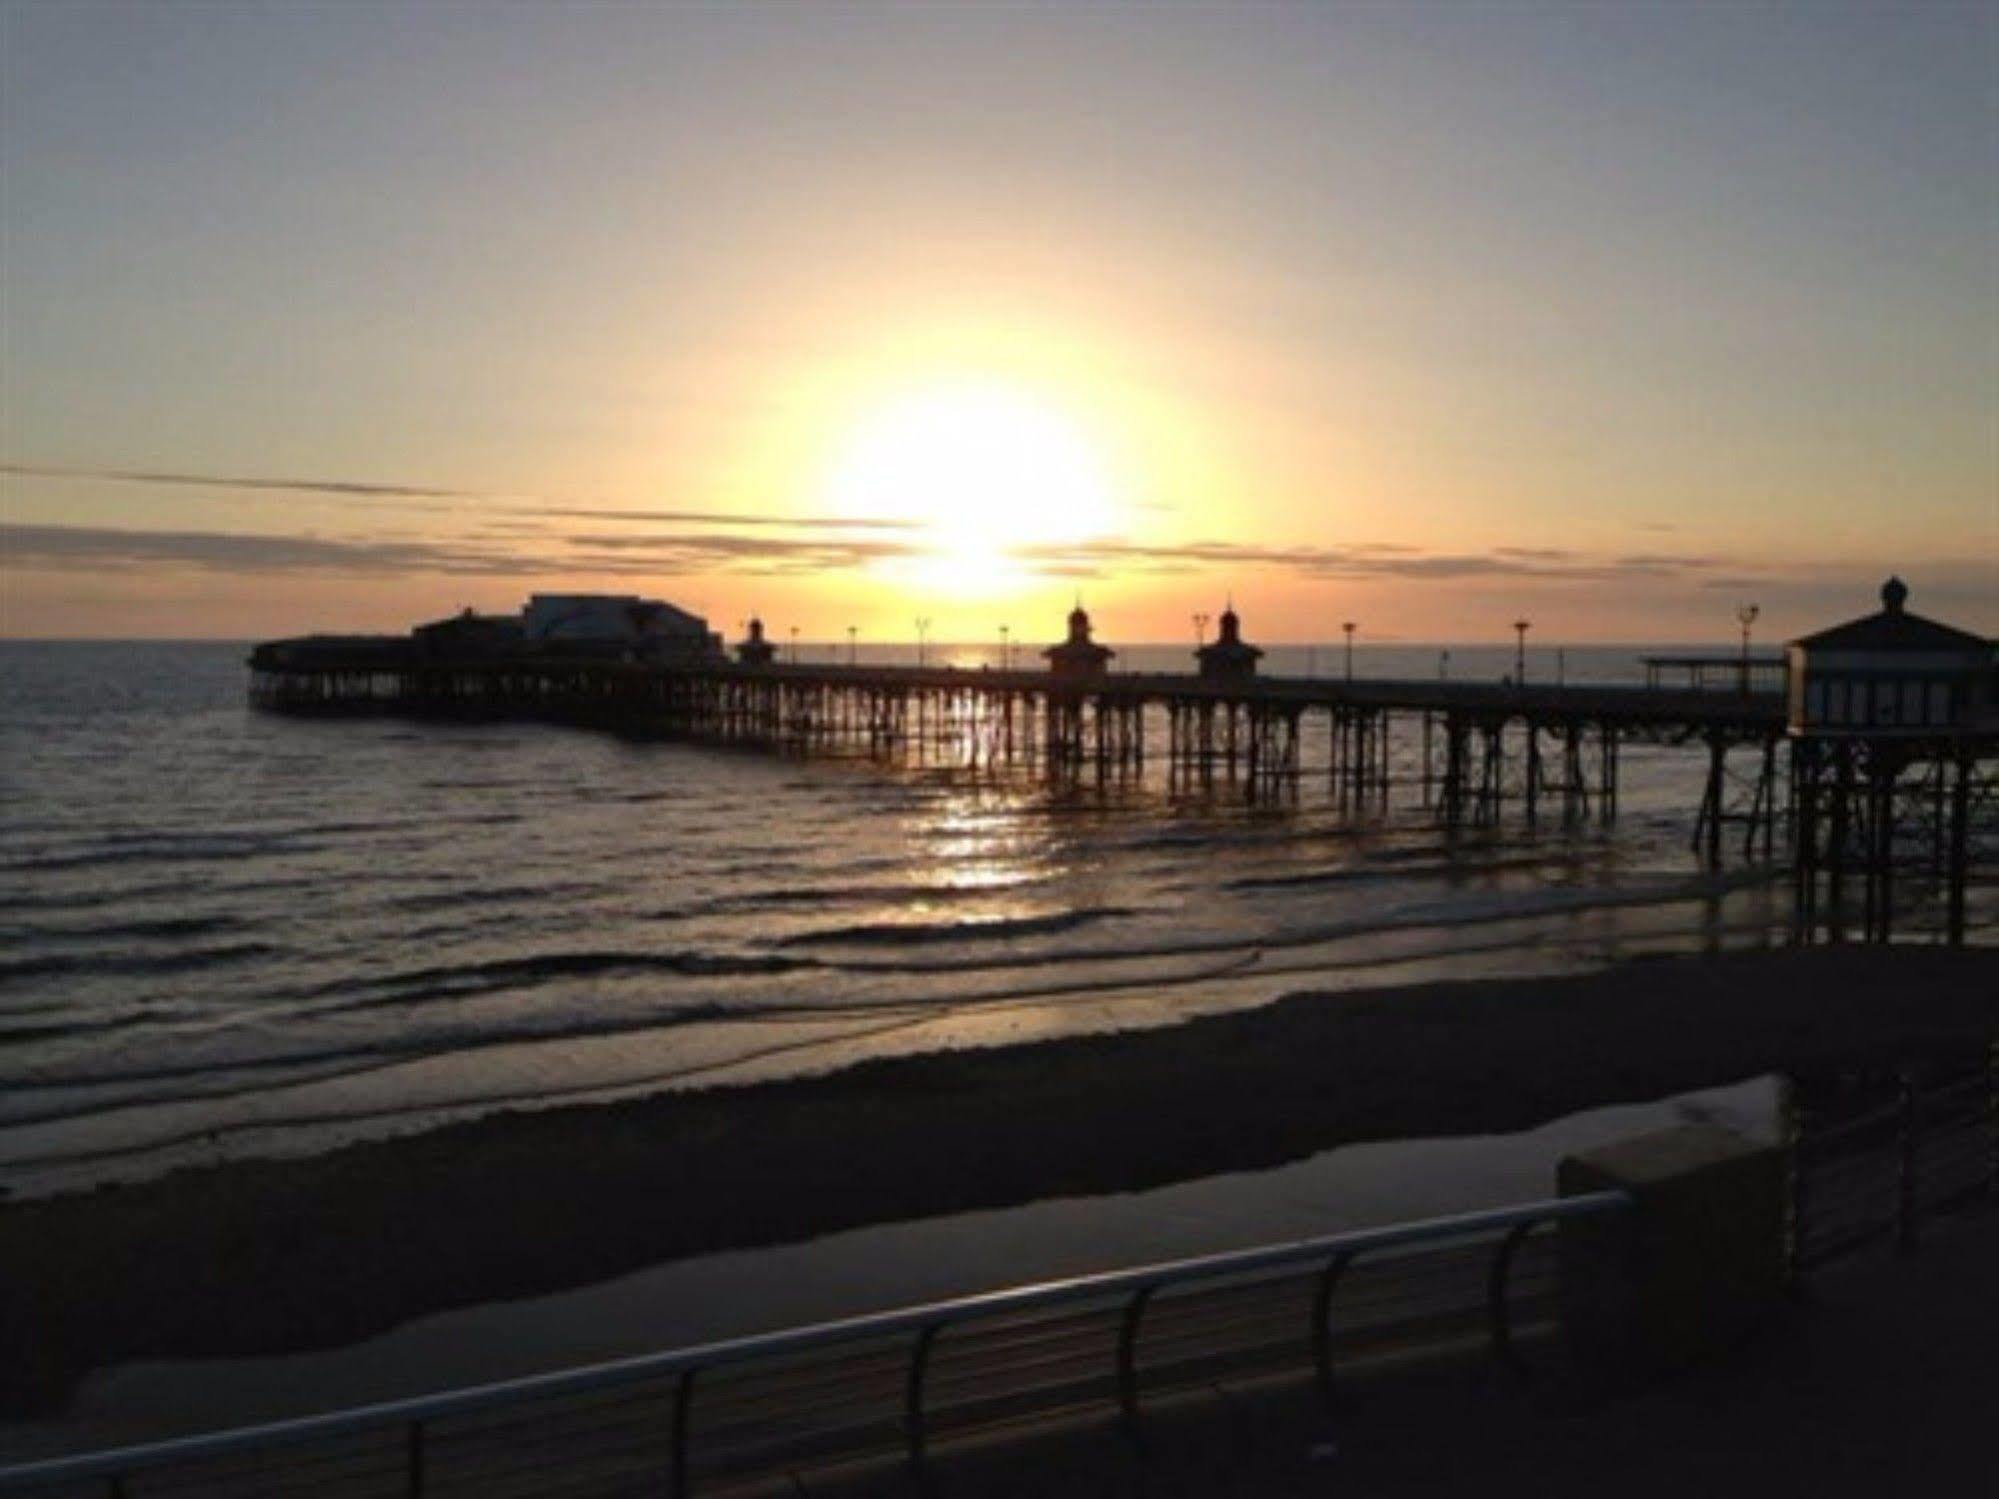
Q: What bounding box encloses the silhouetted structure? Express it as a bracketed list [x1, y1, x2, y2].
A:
[1787, 577, 1990, 734]
[1788, 579, 1995, 944]
[736, 618, 777, 668]
[1043, 605, 1115, 681]
[414, 607, 526, 659]
[1641, 654, 1786, 694]
[1195, 604, 1263, 682]
[248, 594, 1994, 940]
[523, 593, 724, 663]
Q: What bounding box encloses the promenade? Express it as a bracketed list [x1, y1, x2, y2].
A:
[812, 1207, 1997, 1497]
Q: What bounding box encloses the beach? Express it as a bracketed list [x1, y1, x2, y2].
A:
[5, 944, 1992, 1415]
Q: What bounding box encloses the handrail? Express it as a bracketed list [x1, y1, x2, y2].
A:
[0, 1190, 1630, 1491]
[249, 648, 1789, 719]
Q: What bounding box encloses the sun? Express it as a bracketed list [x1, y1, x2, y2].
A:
[823, 379, 1121, 595]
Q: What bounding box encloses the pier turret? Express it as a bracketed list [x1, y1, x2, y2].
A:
[1195, 603, 1263, 682]
[1043, 604, 1115, 680]
[737, 618, 778, 668]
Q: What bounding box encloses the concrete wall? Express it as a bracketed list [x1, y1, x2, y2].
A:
[1559, 1124, 1788, 1389]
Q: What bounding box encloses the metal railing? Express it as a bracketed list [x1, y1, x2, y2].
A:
[1793, 1052, 1998, 1271]
[0, 1191, 1630, 1498]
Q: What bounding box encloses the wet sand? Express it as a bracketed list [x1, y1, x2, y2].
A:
[3, 945, 1993, 1414]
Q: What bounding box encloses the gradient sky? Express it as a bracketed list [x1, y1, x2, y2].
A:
[3, 2, 1994, 644]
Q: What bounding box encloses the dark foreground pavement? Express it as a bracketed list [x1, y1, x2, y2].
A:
[799, 1206, 1998, 1498]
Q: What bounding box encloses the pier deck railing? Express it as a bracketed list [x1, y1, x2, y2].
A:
[0, 1192, 1630, 1499]
[251, 646, 1790, 730]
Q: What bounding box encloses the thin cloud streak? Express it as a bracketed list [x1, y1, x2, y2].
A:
[537, 507, 916, 533]
[1, 462, 481, 502]
[3, 519, 1753, 589]
[1, 462, 917, 535]
[1, 522, 925, 579]
[1, 523, 526, 577]
[15, 523, 1977, 615]
[1012, 538, 1735, 583]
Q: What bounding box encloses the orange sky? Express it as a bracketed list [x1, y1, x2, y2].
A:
[3, 6, 1994, 644]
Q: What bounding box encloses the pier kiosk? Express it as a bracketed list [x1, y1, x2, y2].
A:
[1788, 579, 1994, 943]
[1195, 605, 1264, 682]
[736, 619, 777, 668]
[1043, 606, 1115, 681]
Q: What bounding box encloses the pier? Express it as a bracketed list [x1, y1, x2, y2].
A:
[249, 641, 1792, 843]
[248, 583, 1996, 945]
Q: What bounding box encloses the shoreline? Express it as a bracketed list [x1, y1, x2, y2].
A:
[4, 945, 1994, 1414]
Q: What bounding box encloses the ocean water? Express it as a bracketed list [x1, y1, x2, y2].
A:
[1, 639, 1801, 1195]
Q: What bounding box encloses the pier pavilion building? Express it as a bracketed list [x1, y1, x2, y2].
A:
[1786, 578, 1995, 944]
[736, 618, 777, 667]
[521, 593, 725, 664]
[1786, 577, 1991, 735]
[1195, 605, 1264, 682]
[1044, 605, 1115, 680]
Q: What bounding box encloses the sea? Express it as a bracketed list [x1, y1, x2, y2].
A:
[0, 638, 1817, 1198]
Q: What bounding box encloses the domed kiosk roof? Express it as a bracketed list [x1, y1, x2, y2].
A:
[1791, 578, 1989, 654]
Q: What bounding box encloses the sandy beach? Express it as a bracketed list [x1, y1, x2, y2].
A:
[4, 945, 1993, 1414]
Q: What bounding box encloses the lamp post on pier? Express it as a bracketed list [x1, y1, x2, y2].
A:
[999, 624, 1011, 670]
[1736, 603, 1760, 695]
[1513, 619, 1531, 685]
[1342, 621, 1357, 681]
[1193, 612, 1210, 651]
[847, 625, 857, 667]
[915, 617, 932, 668]
[789, 626, 799, 664]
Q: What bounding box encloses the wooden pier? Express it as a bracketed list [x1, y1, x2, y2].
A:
[248, 634, 1993, 941]
[248, 642, 1797, 845]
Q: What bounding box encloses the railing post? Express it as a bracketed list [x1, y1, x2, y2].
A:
[1786, 1083, 1810, 1277]
[1487, 1222, 1537, 1377]
[1987, 1043, 1999, 1203]
[1310, 1249, 1358, 1405]
[670, 1368, 698, 1498]
[905, 1324, 940, 1472]
[406, 1418, 425, 1498]
[1897, 1070, 1921, 1255]
[1116, 1287, 1156, 1426]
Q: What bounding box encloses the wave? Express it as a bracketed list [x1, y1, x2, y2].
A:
[389, 878, 616, 915]
[1223, 850, 1556, 892]
[779, 906, 1136, 948]
[1, 914, 243, 944]
[0, 941, 278, 986]
[0, 832, 317, 876]
[0, 880, 203, 914]
[0, 1006, 175, 1048]
[0, 875, 1805, 1152]
[282, 947, 822, 1016]
[695, 874, 1043, 916]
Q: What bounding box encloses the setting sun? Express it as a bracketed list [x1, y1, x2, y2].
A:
[823, 380, 1122, 594]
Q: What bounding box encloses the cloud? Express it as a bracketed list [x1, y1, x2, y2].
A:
[1012, 538, 1733, 583]
[1, 520, 927, 581]
[0, 461, 1768, 589]
[1, 523, 524, 576]
[1, 462, 914, 535]
[1, 462, 481, 504]
[536, 507, 915, 533]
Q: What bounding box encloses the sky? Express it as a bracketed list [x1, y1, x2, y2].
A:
[2, 1, 1993, 644]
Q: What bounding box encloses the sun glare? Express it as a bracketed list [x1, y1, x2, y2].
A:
[824, 381, 1121, 595]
